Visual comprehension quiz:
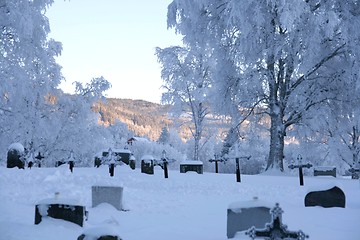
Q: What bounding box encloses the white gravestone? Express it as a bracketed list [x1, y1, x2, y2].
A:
[92, 186, 123, 211]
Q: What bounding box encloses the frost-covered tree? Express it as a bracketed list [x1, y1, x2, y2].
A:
[0, 0, 62, 154]
[158, 126, 170, 144]
[167, 0, 359, 171]
[156, 46, 212, 161]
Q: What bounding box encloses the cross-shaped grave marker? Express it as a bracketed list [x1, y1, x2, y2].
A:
[208, 154, 226, 173]
[288, 154, 312, 186]
[35, 152, 44, 168]
[246, 203, 309, 240]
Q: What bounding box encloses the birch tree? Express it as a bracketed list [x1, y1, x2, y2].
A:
[167, 0, 359, 171]
[156, 46, 212, 161]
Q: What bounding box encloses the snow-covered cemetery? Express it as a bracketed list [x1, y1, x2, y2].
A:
[1, 1, 360, 240]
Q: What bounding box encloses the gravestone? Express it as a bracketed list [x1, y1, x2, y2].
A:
[305, 186, 345, 208]
[180, 160, 203, 174]
[246, 203, 309, 240]
[35, 194, 87, 227]
[227, 197, 272, 239]
[7, 143, 25, 169]
[78, 226, 122, 240]
[92, 186, 123, 211]
[94, 156, 102, 167]
[141, 155, 155, 175]
[78, 234, 121, 240]
[314, 166, 336, 177]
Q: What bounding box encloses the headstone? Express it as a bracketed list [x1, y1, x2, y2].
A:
[92, 186, 123, 211]
[35, 193, 87, 227]
[180, 160, 203, 174]
[94, 157, 102, 167]
[78, 234, 121, 240]
[305, 186, 345, 208]
[227, 197, 272, 239]
[78, 226, 122, 240]
[141, 155, 154, 175]
[314, 166, 336, 177]
[246, 203, 309, 240]
[7, 143, 25, 169]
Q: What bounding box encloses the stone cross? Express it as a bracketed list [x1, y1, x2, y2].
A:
[288, 155, 312, 186]
[246, 203, 309, 240]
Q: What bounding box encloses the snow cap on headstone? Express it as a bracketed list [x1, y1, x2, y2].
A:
[8, 142, 25, 153]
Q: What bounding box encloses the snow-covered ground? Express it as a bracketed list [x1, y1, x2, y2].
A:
[0, 165, 359, 240]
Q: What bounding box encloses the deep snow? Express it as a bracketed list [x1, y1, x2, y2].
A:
[0, 165, 359, 239]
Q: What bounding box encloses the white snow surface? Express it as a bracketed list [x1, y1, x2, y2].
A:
[0, 166, 359, 240]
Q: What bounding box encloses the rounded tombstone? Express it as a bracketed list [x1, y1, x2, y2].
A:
[7, 143, 25, 169]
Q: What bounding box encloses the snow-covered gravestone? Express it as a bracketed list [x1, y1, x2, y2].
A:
[141, 155, 155, 175]
[92, 186, 123, 211]
[35, 193, 87, 227]
[313, 166, 336, 177]
[78, 226, 122, 240]
[180, 160, 203, 174]
[6, 143, 25, 169]
[227, 197, 272, 239]
[305, 185, 345, 208]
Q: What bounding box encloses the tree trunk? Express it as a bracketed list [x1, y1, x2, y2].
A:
[266, 106, 285, 171]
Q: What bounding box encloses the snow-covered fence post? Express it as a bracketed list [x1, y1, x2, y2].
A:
[288, 154, 312, 186]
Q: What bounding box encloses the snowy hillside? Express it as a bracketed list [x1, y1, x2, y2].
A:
[0, 166, 359, 240]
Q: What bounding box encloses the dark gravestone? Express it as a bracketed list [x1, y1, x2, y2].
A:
[78, 234, 121, 240]
[227, 198, 272, 239]
[78, 226, 122, 240]
[180, 160, 203, 174]
[141, 156, 155, 175]
[314, 166, 336, 177]
[305, 186, 345, 208]
[55, 161, 66, 167]
[7, 143, 25, 169]
[94, 157, 102, 167]
[35, 197, 87, 226]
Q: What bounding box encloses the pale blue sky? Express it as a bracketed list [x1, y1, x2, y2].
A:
[46, 0, 182, 103]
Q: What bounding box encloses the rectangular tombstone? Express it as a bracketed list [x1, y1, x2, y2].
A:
[35, 198, 86, 226]
[314, 166, 336, 177]
[92, 186, 123, 211]
[180, 160, 203, 174]
[227, 198, 272, 239]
